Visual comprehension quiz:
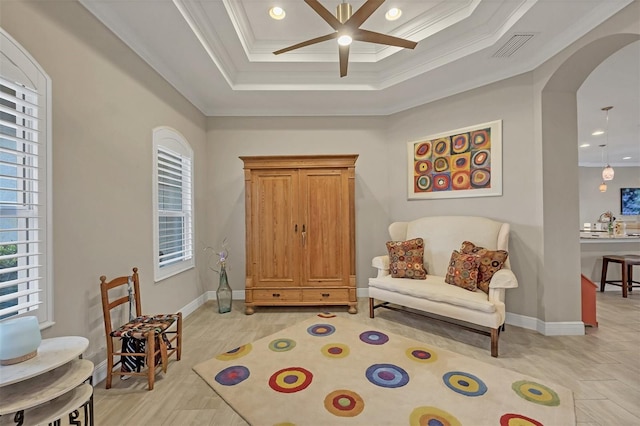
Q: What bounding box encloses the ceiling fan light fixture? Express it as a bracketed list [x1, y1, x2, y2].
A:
[272, 0, 418, 77]
[269, 6, 286, 20]
[385, 7, 402, 21]
[338, 35, 353, 46]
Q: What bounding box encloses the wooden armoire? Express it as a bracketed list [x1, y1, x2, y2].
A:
[240, 155, 358, 315]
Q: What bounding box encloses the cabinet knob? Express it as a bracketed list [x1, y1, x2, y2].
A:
[322, 293, 330, 297]
[272, 293, 280, 298]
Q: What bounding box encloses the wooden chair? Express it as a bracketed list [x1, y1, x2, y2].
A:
[100, 267, 182, 390]
[600, 254, 640, 298]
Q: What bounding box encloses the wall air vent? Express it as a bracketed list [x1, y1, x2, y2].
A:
[492, 33, 535, 58]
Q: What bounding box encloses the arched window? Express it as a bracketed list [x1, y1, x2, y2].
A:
[152, 127, 194, 281]
[0, 29, 52, 324]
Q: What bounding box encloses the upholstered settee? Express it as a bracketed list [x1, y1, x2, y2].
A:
[368, 216, 518, 357]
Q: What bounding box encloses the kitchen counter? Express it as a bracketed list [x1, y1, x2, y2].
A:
[579, 233, 640, 284]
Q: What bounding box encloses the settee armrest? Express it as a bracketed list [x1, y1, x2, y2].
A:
[489, 268, 518, 289]
[371, 255, 390, 279]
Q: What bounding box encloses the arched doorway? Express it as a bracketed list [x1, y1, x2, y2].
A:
[540, 33, 639, 325]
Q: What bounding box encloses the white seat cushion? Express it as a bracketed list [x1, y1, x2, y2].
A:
[369, 274, 496, 314]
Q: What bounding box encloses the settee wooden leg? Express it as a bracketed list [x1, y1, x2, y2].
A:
[490, 328, 499, 358]
[369, 298, 375, 318]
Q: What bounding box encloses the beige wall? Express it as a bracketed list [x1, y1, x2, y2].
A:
[204, 117, 391, 292]
[0, 1, 208, 363]
[534, 2, 639, 323]
[386, 74, 540, 319]
[579, 167, 640, 225]
[1, 0, 639, 369]
[205, 74, 540, 318]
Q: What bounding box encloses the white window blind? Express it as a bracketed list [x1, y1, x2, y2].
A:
[152, 127, 194, 281]
[0, 76, 45, 319]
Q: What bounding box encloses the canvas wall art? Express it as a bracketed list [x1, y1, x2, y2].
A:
[407, 120, 502, 200]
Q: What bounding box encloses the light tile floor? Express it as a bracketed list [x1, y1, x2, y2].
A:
[91, 290, 640, 425]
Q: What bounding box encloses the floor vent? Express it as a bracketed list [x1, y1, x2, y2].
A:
[492, 33, 535, 58]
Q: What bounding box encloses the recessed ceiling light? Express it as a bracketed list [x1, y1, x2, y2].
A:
[385, 7, 402, 21]
[623, 156, 632, 160]
[269, 6, 286, 20]
[591, 129, 604, 136]
[579, 143, 590, 148]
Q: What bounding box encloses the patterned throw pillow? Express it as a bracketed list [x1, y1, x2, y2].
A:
[386, 238, 427, 279]
[445, 250, 480, 291]
[460, 241, 509, 294]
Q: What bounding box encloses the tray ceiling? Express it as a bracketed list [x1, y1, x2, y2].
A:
[78, 0, 638, 165]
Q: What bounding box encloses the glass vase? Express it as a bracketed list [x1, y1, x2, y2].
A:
[216, 264, 232, 314]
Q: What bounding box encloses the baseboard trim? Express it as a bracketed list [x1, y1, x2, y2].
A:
[506, 312, 585, 336]
[93, 288, 585, 384]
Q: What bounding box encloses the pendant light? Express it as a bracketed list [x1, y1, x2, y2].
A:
[598, 144, 607, 192]
[601, 106, 614, 181]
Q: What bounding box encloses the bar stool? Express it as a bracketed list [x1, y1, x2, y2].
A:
[600, 255, 640, 298]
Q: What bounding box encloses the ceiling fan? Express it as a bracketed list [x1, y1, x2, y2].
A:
[273, 0, 418, 77]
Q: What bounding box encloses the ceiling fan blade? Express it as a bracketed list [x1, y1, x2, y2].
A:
[353, 29, 418, 49]
[339, 44, 350, 77]
[345, 0, 385, 29]
[273, 33, 338, 55]
[305, 0, 342, 30]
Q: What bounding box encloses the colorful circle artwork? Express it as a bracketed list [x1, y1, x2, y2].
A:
[321, 343, 350, 359]
[269, 367, 313, 393]
[433, 174, 451, 191]
[269, 338, 296, 352]
[215, 344, 252, 361]
[365, 363, 409, 388]
[433, 157, 449, 173]
[443, 371, 487, 397]
[472, 150, 490, 167]
[451, 171, 470, 190]
[511, 380, 560, 406]
[433, 138, 450, 156]
[415, 175, 432, 192]
[409, 406, 461, 426]
[406, 347, 438, 363]
[359, 330, 389, 345]
[414, 142, 432, 160]
[451, 154, 469, 171]
[414, 160, 433, 175]
[317, 312, 336, 318]
[215, 365, 250, 386]
[500, 413, 544, 426]
[307, 324, 336, 337]
[471, 129, 490, 149]
[451, 133, 470, 154]
[324, 390, 365, 417]
[470, 168, 491, 188]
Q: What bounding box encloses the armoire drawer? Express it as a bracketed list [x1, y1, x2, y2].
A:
[252, 289, 301, 302]
[302, 289, 350, 302]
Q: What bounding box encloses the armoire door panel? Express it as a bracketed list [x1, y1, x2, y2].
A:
[300, 170, 348, 285]
[252, 172, 299, 287]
